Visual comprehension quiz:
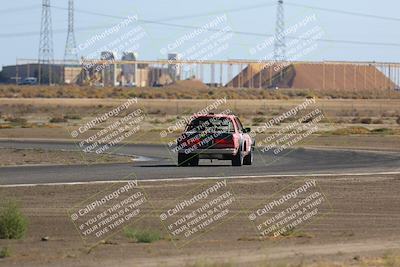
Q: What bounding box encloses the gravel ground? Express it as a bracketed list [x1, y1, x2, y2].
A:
[0, 175, 399, 267]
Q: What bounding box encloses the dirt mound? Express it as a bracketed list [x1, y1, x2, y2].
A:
[227, 63, 396, 91]
[165, 79, 209, 89]
[290, 63, 396, 91]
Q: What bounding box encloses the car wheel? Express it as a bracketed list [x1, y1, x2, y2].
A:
[243, 150, 253, 165]
[178, 153, 189, 166]
[232, 149, 243, 166]
[189, 154, 199, 166]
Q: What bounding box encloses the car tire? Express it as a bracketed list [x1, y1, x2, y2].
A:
[178, 153, 189, 167]
[232, 149, 243, 166]
[243, 150, 253, 165]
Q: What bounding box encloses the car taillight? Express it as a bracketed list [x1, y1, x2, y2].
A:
[214, 137, 234, 147]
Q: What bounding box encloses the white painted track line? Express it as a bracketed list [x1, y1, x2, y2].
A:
[1, 171, 399, 187]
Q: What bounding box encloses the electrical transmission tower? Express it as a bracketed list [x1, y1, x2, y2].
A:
[64, 0, 78, 63]
[39, 0, 54, 64]
[274, 0, 286, 61]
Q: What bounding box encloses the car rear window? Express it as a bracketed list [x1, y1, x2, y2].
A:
[186, 117, 235, 132]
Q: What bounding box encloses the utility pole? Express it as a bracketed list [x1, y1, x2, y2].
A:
[39, 0, 54, 84]
[274, 0, 286, 61]
[64, 0, 78, 64]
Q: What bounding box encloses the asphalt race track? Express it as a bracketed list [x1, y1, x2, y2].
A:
[0, 140, 400, 185]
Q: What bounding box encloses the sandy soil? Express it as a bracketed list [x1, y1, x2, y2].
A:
[1, 129, 400, 152]
[1, 98, 399, 117]
[1, 98, 399, 150]
[0, 97, 400, 266]
[0, 175, 399, 267]
[0, 148, 133, 166]
[1, 97, 399, 156]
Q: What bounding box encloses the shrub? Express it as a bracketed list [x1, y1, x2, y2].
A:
[64, 114, 82, 120]
[0, 247, 11, 258]
[49, 116, 68, 123]
[383, 252, 400, 267]
[360, 118, 372, 124]
[4, 117, 27, 125]
[0, 201, 28, 239]
[330, 126, 370, 135]
[280, 227, 313, 238]
[186, 260, 233, 267]
[0, 124, 12, 129]
[397, 116, 400, 125]
[123, 227, 161, 243]
[252, 117, 266, 124]
[124, 228, 137, 240]
[372, 118, 384, 124]
[371, 128, 394, 135]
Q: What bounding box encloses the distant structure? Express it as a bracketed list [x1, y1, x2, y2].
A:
[168, 53, 181, 81]
[274, 0, 286, 61]
[101, 51, 117, 86]
[121, 52, 138, 86]
[226, 62, 397, 91]
[64, 0, 78, 63]
[38, 0, 54, 64]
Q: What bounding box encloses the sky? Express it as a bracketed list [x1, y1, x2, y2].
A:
[1, 0, 400, 68]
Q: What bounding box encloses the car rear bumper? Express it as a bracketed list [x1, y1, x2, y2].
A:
[178, 148, 236, 155]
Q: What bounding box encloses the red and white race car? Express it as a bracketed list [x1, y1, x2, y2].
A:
[176, 113, 254, 166]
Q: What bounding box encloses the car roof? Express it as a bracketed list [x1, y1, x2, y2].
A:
[193, 114, 236, 119]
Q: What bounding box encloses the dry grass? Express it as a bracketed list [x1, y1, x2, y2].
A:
[0, 98, 399, 150]
[1, 98, 399, 118]
[1, 85, 400, 99]
[0, 148, 133, 166]
[185, 252, 400, 267]
[1, 177, 400, 267]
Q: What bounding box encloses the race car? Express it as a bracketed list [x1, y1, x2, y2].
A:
[177, 113, 254, 166]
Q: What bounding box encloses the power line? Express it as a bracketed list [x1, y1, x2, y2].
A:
[151, 2, 277, 22]
[285, 2, 400, 22]
[46, 2, 276, 22]
[47, 5, 400, 48]
[2, 2, 400, 49]
[0, 5, 40, 14]
[2, 14, 400, 48]
[49, 1, 400, 24]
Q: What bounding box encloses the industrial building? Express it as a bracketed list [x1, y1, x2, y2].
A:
[0, 52, 182, 87]
[1, 58, 399, 92]
[81, 52, 180, 87]
[0, 63, 81, 85]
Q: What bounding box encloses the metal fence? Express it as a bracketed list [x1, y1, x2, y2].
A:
[12, 58, 400, 91]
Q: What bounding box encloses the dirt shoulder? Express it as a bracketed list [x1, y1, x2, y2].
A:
[0, 175, 399, 266]
[1, 132, 400, 152]
[1, 97, 400, 152]
[0, 148, 133, 166]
